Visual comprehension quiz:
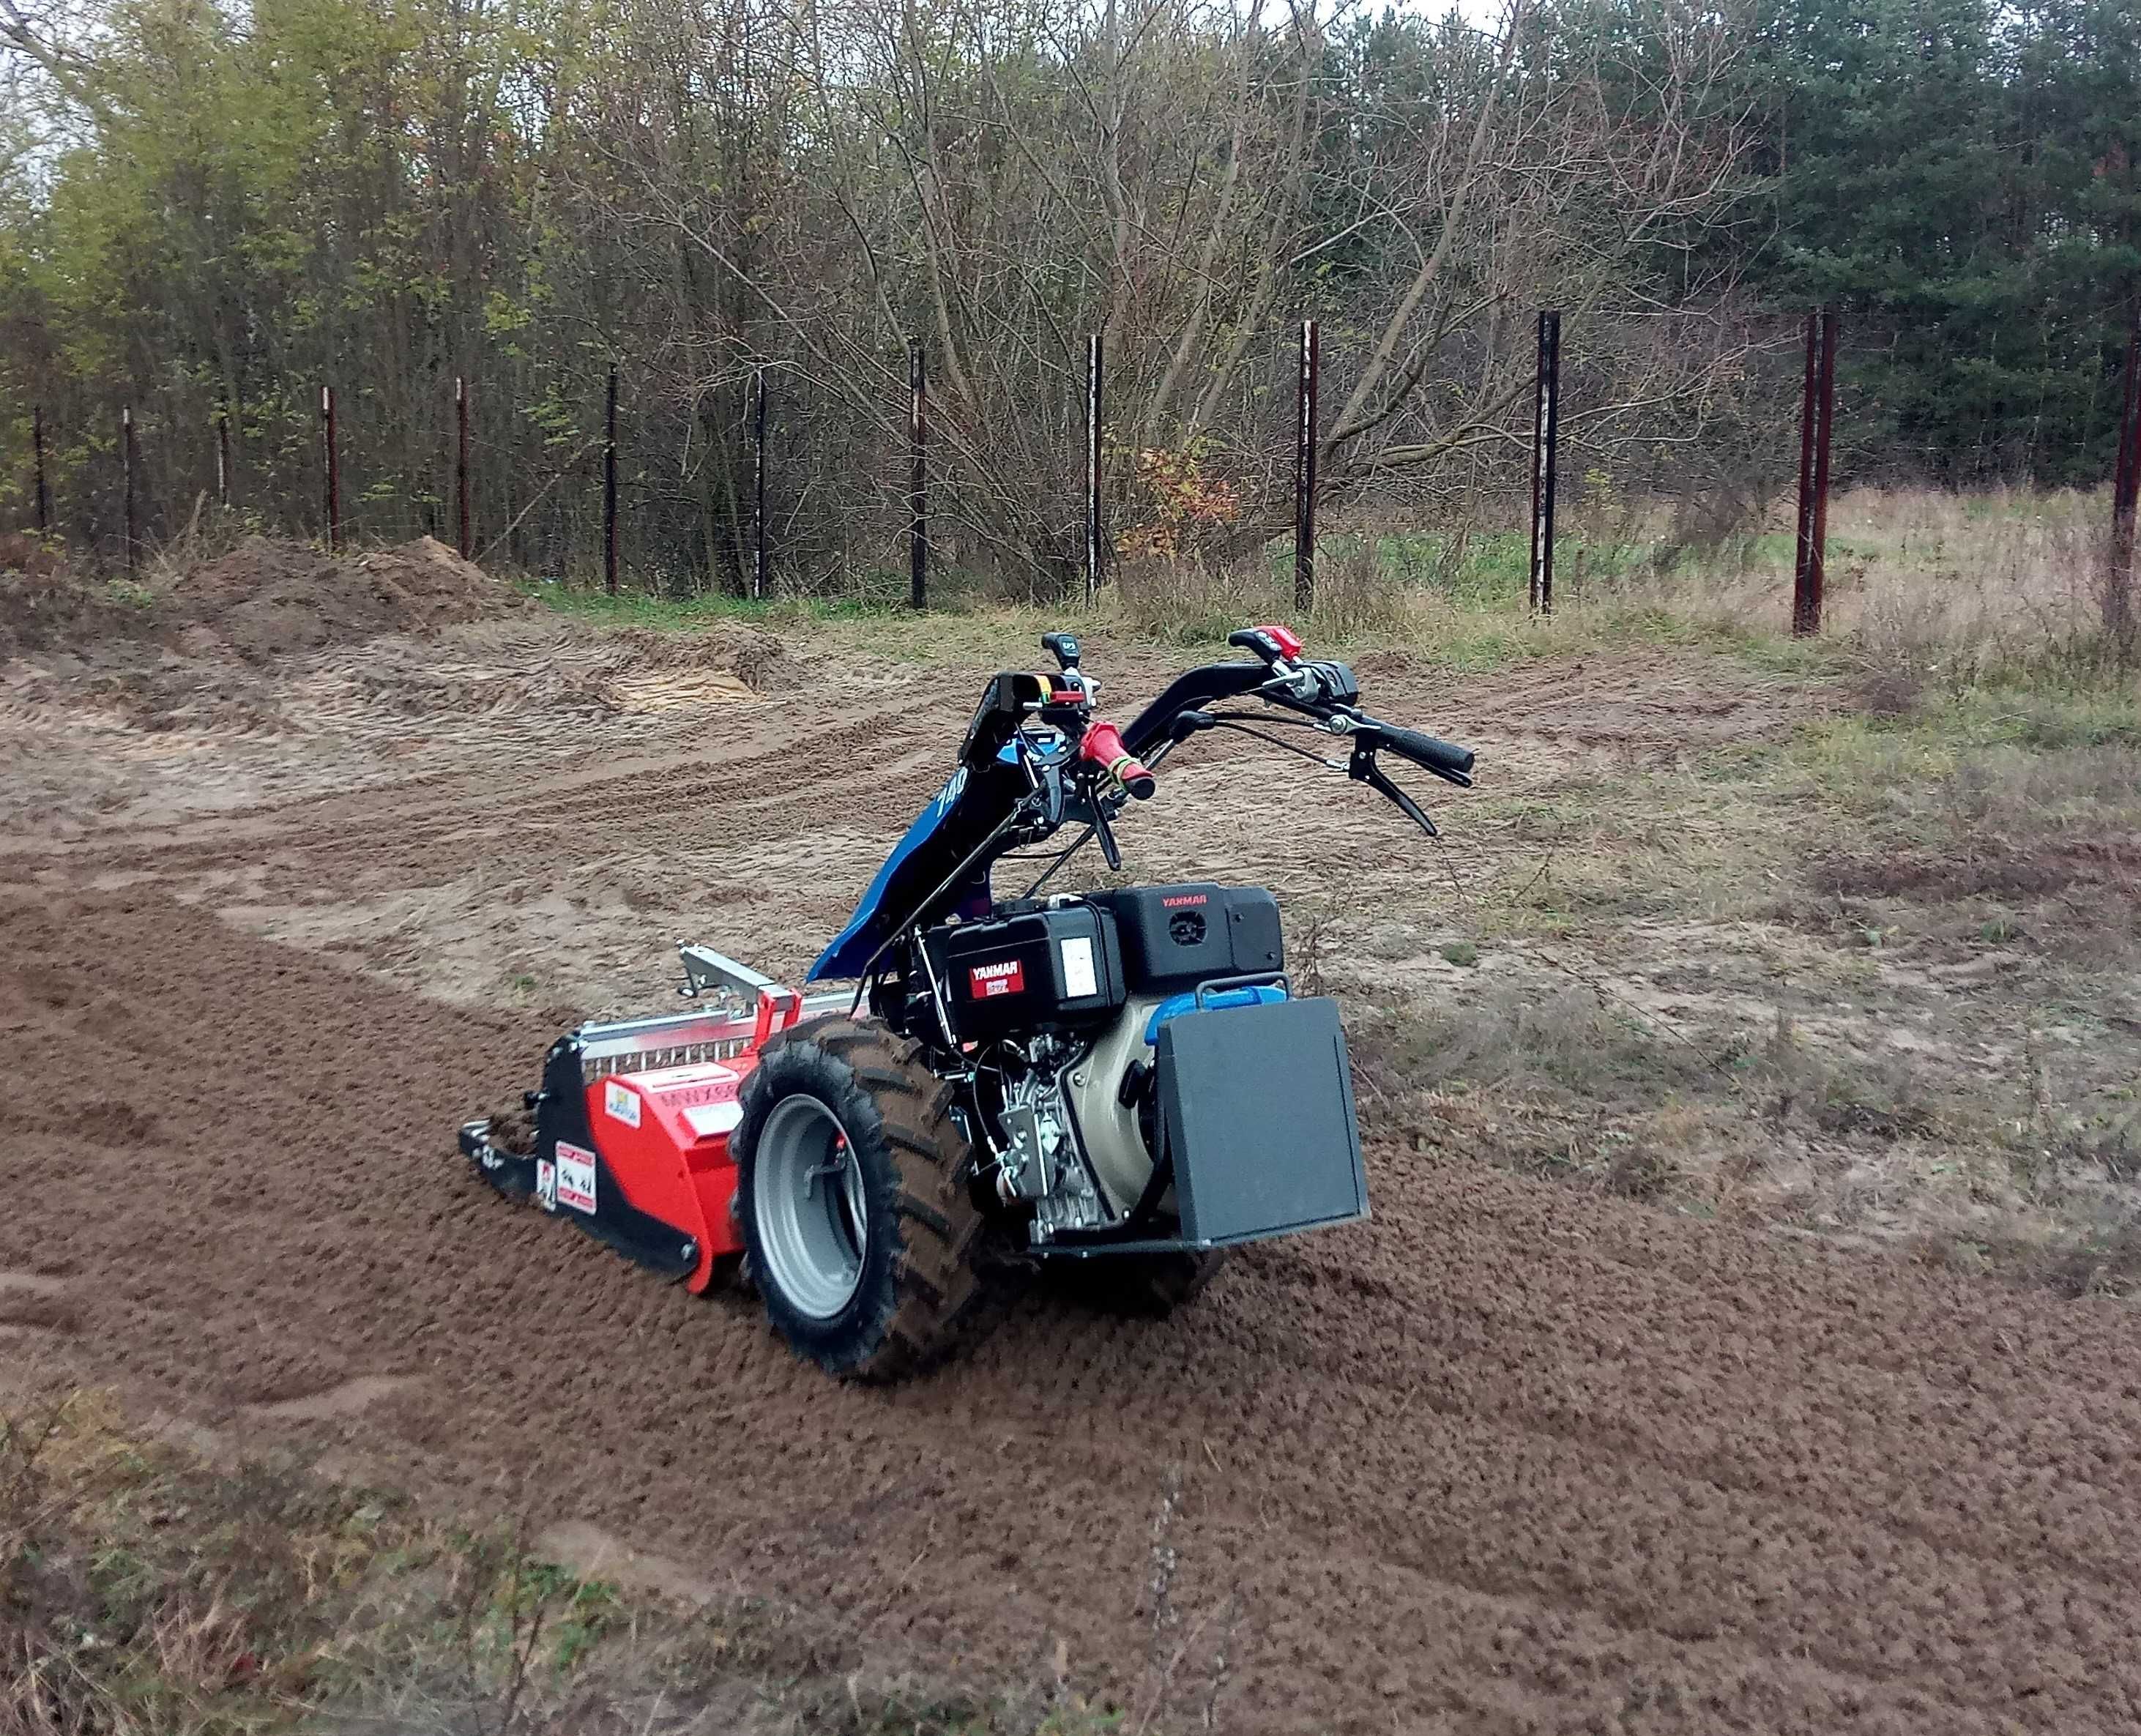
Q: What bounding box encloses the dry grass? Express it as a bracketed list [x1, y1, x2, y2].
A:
[1302, 490, 2141, 1287]
[0, 1390, 1125, 1736]
[1551, 483, 2121, 668]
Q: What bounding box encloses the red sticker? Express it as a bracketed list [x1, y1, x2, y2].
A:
[969, 959, 1025, 998]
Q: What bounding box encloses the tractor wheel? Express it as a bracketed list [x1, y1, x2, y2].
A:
[1053, 1248, 1229, 1318]
[732, 1015, 986, 1381]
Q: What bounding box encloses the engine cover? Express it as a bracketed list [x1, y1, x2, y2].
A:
[930, 900, 1127, 1043]
[1088, 884, 1285, 996]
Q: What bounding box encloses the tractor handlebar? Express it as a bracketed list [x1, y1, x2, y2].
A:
[1347, 719, 1475, 786]
[1079, 720, 1157, 800]
[1005, 625, 1475, 831]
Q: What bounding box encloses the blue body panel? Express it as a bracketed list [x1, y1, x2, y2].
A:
[807, 766, 969, 983]
[805, 733, 1073, 984]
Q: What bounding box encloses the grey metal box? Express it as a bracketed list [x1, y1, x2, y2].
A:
[1155, 996, 1369, 1245]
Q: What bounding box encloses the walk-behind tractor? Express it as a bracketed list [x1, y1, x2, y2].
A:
[460, 627, 1475, 1379]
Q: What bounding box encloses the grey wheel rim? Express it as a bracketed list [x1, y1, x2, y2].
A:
[753, 1095, 869, 1319]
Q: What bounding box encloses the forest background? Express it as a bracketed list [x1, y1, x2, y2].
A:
[1, 0, 2137, 596]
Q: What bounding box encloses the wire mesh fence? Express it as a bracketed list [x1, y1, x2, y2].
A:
[7, 305, 2140, 649]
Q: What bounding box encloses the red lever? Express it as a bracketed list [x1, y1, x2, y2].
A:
[1253, 622, 1304, 660]
[1080, 720, 1157, 800]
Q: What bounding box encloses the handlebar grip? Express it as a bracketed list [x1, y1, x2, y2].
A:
[1371, 723, 1475, 780]
[1081, 721, 1158, 800]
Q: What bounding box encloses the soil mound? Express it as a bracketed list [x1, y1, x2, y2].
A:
[1, 534, 526, 668]
[167, 536, 524, 663]
[0, 538, 149, 663]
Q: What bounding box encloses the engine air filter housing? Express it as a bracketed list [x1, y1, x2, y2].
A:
[1090, 883, 1284, 996]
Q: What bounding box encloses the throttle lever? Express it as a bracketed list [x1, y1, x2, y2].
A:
[1349, 745, 1437, 837]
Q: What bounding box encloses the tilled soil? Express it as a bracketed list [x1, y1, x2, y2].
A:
[3, 621, 2139, 1732]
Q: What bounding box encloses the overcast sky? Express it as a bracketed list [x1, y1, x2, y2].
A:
[1364, 0, 1515, 31]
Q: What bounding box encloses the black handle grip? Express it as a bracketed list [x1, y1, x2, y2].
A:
[1367, 723, 1475, 781]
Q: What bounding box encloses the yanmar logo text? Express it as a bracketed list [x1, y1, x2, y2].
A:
[969, 958, 1026, 998]
[1161, 893, 1210, 909]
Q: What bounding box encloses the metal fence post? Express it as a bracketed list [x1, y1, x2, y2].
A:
[751, 368, 768, 600]
[909, 341, 927, 609]
[604, 365, 619, 594]
[216, 404, 231, 510]
[1809, 309, 1839, 630]
[1529, 309, 1562, 616]
[321, 384, 340, 552]
[122, 406, 138, 574]
[1295, 318, 1319, 615]
[1793, 310, 1838, 636]
[33, 403, 49, 534]
[1086, 333, 1104, 601]
[2109, 302, 2140, 653]
[456, 376, 472, 561]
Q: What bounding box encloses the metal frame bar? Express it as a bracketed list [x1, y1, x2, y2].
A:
[1086, 332, 1104, 601]
[751, 367, 769, 600]
[604, 365, 619, 594]
[1529, 309, 1561, 616]
[122, 406, 138, 574]
[2109, 301, 2140, 652]
[909, 341, 927, 609]
[321, 384, 340, 552]
[1294, 318, 1319, 614]
[455, 376, 472, 560]
[1793, 308, 1838, 636]
[33, 403, 49, 534]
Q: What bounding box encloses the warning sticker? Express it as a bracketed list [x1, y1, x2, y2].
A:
[1060, 935, 1098, 999]
[603, 1079, 641, 1128]
[535, 1158, 558, 1212]
[555, 1141, 597, 1214]
[683, 1100, 745, 1139]
[970, 958, 1025, 999]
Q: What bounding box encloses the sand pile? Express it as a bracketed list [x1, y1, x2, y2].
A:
[163, 535, 526, 663]
[0, 534, 526, 668]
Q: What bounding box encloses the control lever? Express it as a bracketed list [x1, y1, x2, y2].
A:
[1086, 773, 1124, 870]
[1042, 630, 1082, 671]
[1348, 744, 1437, 836]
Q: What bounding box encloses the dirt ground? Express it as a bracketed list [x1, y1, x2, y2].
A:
[4, 551, 2140, 1732]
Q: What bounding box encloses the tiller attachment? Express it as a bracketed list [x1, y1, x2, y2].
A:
[459, 945, 843, 1291]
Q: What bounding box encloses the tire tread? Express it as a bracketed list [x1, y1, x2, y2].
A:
[739, 1015, 988, 1381]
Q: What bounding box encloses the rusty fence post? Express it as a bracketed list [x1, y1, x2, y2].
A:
[1793, 309, 1838, 636]
[909, 341, 927, 610]
[1086, 332, 1105, 602]
[321, 385, 340, 552]
[1529, 309, 1562, 616]
[122, 406, 138, 574]
[604, 365, 619, 594]
[1295, 318, 1319, 615]
[1811, 310, 1839, 625]
[1792, 314, 1817, 630]
[33, 403, 50, 534]
[216, 404, 231, 510]
[456, 376, 472, 561]
[751, 367, 768, 600]
[2109, 302, 2140, 654]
